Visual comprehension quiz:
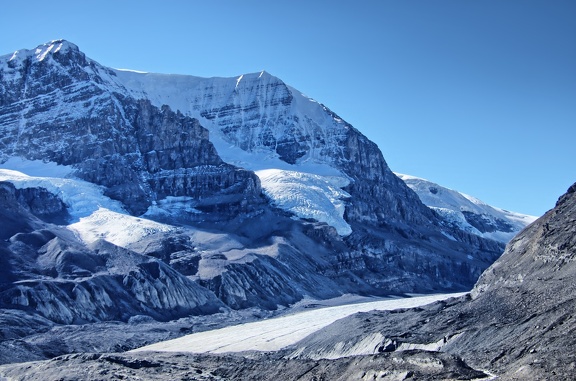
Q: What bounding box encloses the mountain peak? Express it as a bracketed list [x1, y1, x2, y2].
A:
[257, 70, 271, 79]
[6, 39, 80, 63]
[33, 39, 79, 61]
[235, 70, 282, 85]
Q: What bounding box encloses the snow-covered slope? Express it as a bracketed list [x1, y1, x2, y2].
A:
[112, 68, 357, 235]
[256, 169, 351, 235]
[0, 166, 126, 221]
[396, 173, 537, 243]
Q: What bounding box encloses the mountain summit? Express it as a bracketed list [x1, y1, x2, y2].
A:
[0, 41, 533, 350]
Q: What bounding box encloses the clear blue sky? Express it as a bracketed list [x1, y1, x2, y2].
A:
[1, 0, 575, 217]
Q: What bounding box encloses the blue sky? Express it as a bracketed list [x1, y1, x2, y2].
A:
[1, 0, 574, 216]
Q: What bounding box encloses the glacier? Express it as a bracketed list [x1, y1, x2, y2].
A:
[132, 293, 465, 354]
[111, 68, 357, 235]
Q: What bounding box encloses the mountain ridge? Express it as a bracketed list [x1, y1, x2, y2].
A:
[396, 173, 537, 243]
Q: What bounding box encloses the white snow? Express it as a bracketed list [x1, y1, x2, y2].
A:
[69, 208, 176, 248]
[131, 293, 465, 354]
[115, 68, 149, 74]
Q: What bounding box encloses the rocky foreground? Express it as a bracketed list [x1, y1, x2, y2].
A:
[0, 350, 488, 381]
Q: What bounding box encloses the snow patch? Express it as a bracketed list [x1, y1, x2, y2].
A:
[36, 44, 54, 61]
[115, 68, 149, 74]
[143, 196, 202, 219]
[69, 208, 176, 248]
[0, 168, 125, 220]
[256, 169, 352, 236]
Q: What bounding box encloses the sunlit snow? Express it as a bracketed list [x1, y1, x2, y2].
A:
[0, 167, 125, 220]
[69, 208, 176, 248]
[143, 196, 202, 219]
[396, 173, 537, 242]
[257, 169, 352, 236]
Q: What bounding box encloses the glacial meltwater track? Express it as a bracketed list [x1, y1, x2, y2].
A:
[132, 293, 465, 354]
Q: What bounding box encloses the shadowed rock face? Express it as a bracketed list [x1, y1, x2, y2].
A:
[287, 182, 576, 380]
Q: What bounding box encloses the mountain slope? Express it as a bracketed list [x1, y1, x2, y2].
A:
[112, 66, 439, 233]
[288, 182, 576, 379]
[0, 177, 224, 325]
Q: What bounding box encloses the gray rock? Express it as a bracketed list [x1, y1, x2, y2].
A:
[288, 182, 576, 380]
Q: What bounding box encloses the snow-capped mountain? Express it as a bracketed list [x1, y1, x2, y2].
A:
[396, 173, 537, 243]
[0, 40, 520, 339]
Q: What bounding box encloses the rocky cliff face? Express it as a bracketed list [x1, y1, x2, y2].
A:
[0, 41, 262, 217]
